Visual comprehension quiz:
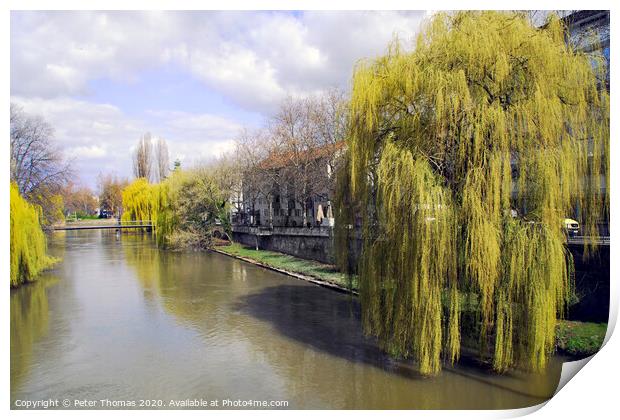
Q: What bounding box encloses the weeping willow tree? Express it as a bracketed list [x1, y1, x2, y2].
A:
[121, 170, 227, 249]
[10, 183, 57, 287]
[335, 11, 609, 375]
[121, 178, 154, 223]
[121, 177, 175, 247]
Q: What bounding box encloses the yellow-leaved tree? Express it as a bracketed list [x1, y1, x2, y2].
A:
[10, 183, 56, 287]
[335, 11, 609, 375]
[121, 170, 228, 249]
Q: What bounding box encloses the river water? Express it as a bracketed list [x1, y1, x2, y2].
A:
[11, 230, 566, 409]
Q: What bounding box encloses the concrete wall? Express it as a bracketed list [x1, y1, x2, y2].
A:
[232, 226, 335, 264]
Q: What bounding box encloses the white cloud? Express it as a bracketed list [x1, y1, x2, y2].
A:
[179, 45, 286, 111]
[147, 110, 243, 166]
[68, 145, 107, 159]
[10, 11, 429, 187]
[11, 11, 427, 113]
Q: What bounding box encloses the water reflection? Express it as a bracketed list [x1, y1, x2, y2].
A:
[10, 275, 57, 391]
[233, 284, 566, 409]
[11, 231, 565, 409]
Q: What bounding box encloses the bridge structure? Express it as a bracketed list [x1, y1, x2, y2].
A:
[52, 220, 153, 231]
[567, 235, 610, 246]
[53, 220, 231, 243]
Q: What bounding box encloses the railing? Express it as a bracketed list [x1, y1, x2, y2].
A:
[232, 225, 333, 237]
[231, 224, 609, 245]
[567, 235, 610, 246]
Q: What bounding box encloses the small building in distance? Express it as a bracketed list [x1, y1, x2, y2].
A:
[234, 141, 345, 229]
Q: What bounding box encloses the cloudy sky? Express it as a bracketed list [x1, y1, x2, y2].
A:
[11, 10, 428, 188]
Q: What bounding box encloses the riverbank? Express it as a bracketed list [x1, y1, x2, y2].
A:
[214, 242, 357, 293]
[214, 242, 606, 358]
[556, 320, 608, 357]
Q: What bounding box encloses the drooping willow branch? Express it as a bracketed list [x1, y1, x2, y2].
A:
[10, 182, 57, 287]
[335, 11, 609, 375]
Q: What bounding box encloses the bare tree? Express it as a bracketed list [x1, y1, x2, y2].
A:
[132, 133, 153, 181]
[10, 104, 72, 197]
[308, 88, 348, 198]
[207, 152, 243, 214]
[267, 92, 347, 226]
[267, 97, 314, 226]
[153, 137, 170, 182]
[10, 103, 72, 224]
[235, 128, 274, 226]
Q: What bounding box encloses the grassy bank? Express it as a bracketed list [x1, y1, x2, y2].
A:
[215, 242, 356, 290]
[556, 320, 607, 357]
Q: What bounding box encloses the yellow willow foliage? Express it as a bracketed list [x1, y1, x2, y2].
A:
[358, 141, 459, 374]
[336, 11, 608, 375]
[121, 174, 182, 248]
[121, 178, 155, 222]
[11, 275, 57, 388]
[494, 220, 571, 372]
[10, 183, 56, 287]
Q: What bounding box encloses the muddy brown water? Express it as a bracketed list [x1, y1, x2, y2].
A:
[11, 230, 567, 409]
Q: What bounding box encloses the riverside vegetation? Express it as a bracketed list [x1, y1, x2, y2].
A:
[121, 168, 229, 249]
[555, 321, 607, 357]
[335, 11, 609, 375]
[10, 183, 56, 287]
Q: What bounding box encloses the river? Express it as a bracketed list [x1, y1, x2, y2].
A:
[11, 230, 566, 409]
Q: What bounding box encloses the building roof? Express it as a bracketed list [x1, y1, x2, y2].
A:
[258, 141, 346, 171]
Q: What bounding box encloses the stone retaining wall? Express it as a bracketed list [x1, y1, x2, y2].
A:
[232, 226, 335, 263]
